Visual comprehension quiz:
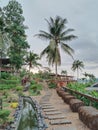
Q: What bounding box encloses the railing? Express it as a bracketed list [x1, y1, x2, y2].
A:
[64, 87, 98, 106]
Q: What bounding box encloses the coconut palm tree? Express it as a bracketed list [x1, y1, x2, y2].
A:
[26, 51, 41, 71]
[35, 16, 77, 77]
[71, 60, 84, 80]
[61, 70, 67, 76]
[83, 72, 96, 83]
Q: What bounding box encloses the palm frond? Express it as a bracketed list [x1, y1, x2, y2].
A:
[60, 29, 75, 37]
[60, 42, 74, 59]
[34, 33, 51, 40]
[60, 35, 77, 41]
[40, 45, 50, 58]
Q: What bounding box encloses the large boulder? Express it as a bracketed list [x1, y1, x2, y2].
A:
[69, 99, 84, 112]
[63, 95, 76, 104]
[78, 106, 98, 130]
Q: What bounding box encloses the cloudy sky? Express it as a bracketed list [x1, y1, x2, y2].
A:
[1, 0, 98, 78]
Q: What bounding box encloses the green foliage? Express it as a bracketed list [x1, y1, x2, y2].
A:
[48, 82, 57, 88]
[67, 82, 98, 109]
[7, 95, 18, 102]
[0, 110, 10, 124]
[26, 51, 41, 70]
[16, 86, 23, 91]
[35, 16, 77, 76]
[31, 80, 37, 85]
[67, 82, 87, 93]
[30, 84, 42, 91]
[1, 79, 20, 84]
[29, 82, 42, 95]
[2, 90, 9, 98]
[0, 84, 15, 90]
[3, 0, 29, 70]
[18, 91, 25, 96]
[20, 69, 28, 78]
[0, 78, 20, 90]
[1, 72, 11, 79]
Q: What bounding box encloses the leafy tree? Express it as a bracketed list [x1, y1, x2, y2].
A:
[71, 60, 84, 80]
[35, 16, 77, 77]
[3, 0, 29, 71]
[0, 7, 9, 57]
[26, 51, 41, 71]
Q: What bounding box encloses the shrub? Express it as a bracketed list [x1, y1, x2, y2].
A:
[0, 110, 10, 124]
[31, 80, 37, 85]
[1, 72, 11, 79]
[10, 102, 18, 108]
[2, 90, 9, 98]
[16, 86, 23, 91]
[0, 84, 15, 90]
[48, 82, 57, 89]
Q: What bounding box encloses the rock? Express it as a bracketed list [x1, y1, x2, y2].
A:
[69, 99, 84, 112]
[78, 106, 98, 130]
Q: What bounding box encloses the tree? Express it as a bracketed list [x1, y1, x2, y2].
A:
[26, 51, 41, 71]
[61, 70, 67, 75]
[35, 16, 77, 77]
[83, 72, 96, 83]
[0, 7, 9, 57]
[3, 0, 29, 71]
[71, 60, 84, 80]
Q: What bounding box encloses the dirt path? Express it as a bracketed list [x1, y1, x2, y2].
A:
[33, 81, 90, 130]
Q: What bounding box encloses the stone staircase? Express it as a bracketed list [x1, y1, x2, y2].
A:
[40, 91, 77, 130]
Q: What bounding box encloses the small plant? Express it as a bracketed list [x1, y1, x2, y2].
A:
[0, 110, 10, 125]
[10, 102, 18, 108]
[2, 90, 9, 98]
[1, 72, 11, 79]
[18, 91, 25, 96]
[48, 82, 57, 89]
[16, 86, 23, 91]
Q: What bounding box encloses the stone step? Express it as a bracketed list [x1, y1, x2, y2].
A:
[50, 119, 71, 125]
[42, 106, 54, 109]
[41, 104, 52, 107]
[45, 111, 62, 115]
[43, 109, 59, 112]
[48, 115, 66, 120]
[40, 103, 52, 105]
[52, 126, 77, 130]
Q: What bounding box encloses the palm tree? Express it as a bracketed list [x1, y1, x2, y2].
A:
[61, 70, 67, 76]
[26, 51, 41, 71]
[35, 16, 77, 77]
[71, 60, 84, 80]
[83, 72, 96, 83]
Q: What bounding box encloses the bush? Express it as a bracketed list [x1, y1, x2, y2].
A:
[2, 90, 9, 98]
[16, 86, 23, 91]
[1, 79, 20, 84]
[0, 110, 10, 124]
[48, 82, 57, 89]
[31, 80, 37, 85]
[0, 84, 15, 90]
[1, 72, 11, 79]
[30, 84, 42, 90]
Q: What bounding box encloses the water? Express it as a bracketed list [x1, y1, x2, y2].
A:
[17, 98, 39, 130]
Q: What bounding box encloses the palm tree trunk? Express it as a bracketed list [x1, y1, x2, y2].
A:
[77, 68, 79, 80]
[55, 62, 58, 78]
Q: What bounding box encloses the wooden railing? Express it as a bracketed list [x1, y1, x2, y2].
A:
[64, 87, 98, 105]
